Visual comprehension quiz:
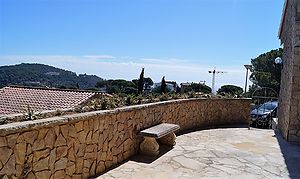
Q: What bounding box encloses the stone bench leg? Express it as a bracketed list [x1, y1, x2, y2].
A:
[140, 137, 159, 156]
[158, 132, 176, 146]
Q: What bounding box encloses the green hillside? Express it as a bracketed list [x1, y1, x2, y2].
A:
[0, 63, 103, 89]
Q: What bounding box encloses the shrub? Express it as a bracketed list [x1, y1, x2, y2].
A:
[125, 95, 133, 105]
[101, 98, 109, 110]
[24, 106, 37, 120]
[159, 93, 169, 101]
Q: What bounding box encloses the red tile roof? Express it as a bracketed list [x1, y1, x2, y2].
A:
[0, 86, 96, 115]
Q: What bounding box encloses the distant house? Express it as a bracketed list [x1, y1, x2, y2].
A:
[0, 86, 97, 116]
[153, 81, 178, 92]
[180, 81, 206, 92]
[165, 81, 178, 91]
[180, 82, 192, 92]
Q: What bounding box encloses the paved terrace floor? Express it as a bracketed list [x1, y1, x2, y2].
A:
[95, 127, 300, 179]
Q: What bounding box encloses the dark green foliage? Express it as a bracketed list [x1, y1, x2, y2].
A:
[132, 79, 138, 86]
[152, 85, 170, 93]
[136, 95, 143, 104]
[250, 48, 283, 94]
[0, 63, 103, 89]
[77, 74, 101, 89]
[133, 77, 153, 92]
[138, 68, 144, 94]
[107, 79, 136, 88]
[182, 83, 211, 94]
[250, 87, 279, 104]
[101, 98, 109, 110]
[124, 87, 138, 94]
[161, 76, 166, 93]
[59, 85, 67, 89]
[95, 80, 107, 88]
[217, 85, 243, 96]
[144, 77, 153, 89]
[176, 86, 181, 93]
[190, 83, 211, 94]
[125, 95, 133, 105]
[106, 85, 121, 94]
[96, 79, 137, 94]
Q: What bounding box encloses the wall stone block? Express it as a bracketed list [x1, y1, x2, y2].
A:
[55, 134, 67, 147]
[86, 144, 97, 153]
[55, 158, 68, 171]
[83, 121, 89, 133]
[68, 147, 76, 162]
[96, 161, 105, 174]
[68, 124, 77, 138]
[77, 131, 86, 144]
[75, 121, 83, 133]
[14, 142, 26, 165]
[22, 131, 38, 145]
[33, 156, 49, 172]
[33, 148, 49, 162]
[37, 128, 48, 140]
[15, 164, 23, 177]
[35, 170, 51, 179]
[75, 157, 84, 173]
[60, 125, 69, 139]
[86, 131, 93, 144]
[75, 144, 85, 157]
[45, 129, 56, 149]
[84, 152, 96, 160]
[0, 147, 12, 166]
[6, 133, 18, 149]
[56, 146, 68, 160]
[66, 137, 75, 149]
[53, 169, 65, 179]
[0, 137, 7, 148]
[32, 139, 45, 151]
[49, 149, 56, 172]
[0, 154, 16, 175]
[92, 131, 100, 144]
[66, 161, 75, 176]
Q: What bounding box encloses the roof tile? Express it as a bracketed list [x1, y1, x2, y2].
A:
[0, 86, 96, 115]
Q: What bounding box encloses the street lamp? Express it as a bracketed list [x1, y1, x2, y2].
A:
[275, 57, 283, 69]
[244, 65, 252, 93]
[275, 57, 282, 64]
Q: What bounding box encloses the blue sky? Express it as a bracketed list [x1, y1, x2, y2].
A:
[0, 0, 284, 90]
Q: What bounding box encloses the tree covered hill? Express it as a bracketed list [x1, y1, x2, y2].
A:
[0, 63, 103, 89]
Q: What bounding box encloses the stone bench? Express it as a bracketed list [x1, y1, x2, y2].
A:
[139, 123, 180, 156]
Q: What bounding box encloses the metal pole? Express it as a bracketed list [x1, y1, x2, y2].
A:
[244, 69, 249, 93]
[212, 71, 215, 95]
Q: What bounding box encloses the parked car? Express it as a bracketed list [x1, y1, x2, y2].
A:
[250, 101, 278, 128]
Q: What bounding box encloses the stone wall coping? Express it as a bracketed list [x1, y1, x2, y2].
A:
[0, 116, 68, 136]
[0, 98, 251, 136]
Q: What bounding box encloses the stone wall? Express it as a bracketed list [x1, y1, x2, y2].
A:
[278, 0, 300, 142]
[0, 98, 250, 178]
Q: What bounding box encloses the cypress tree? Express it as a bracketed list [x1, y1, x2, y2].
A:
[161, 76, 166, 93]
[138, 68, 144, 94]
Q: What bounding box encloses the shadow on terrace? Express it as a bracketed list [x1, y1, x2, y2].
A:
[275, 131, 300, 179]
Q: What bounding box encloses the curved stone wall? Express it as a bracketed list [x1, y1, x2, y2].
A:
[0, 98, 250, 178]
